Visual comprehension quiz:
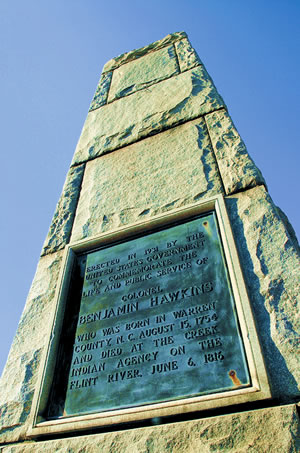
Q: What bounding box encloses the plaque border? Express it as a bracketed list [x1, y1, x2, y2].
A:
[27, 195, 271, 437]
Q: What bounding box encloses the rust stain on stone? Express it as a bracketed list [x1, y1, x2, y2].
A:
[203, 220, 212, 237]
[228, 369, 241, 386]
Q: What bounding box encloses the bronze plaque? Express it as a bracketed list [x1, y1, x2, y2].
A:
[63, 213, 250, 416]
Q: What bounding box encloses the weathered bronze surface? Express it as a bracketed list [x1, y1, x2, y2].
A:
[64, 213, 250, 416]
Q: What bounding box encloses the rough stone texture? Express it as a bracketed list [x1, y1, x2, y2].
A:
[107, 45, 179, 102]
[89, 71, 113, 112]
[175, 37, 202, 72]
[103, 31, 186, 72]
[205, 109, 266, 194]
[70, 118, 224, 242]
[1, 405, 299, 452]
[0, 252, 64, 443]
[276, 205, 300, 255]
[41, 164, 85, 256]
[71, 65, 225, 166]
[226, 185, 300, 400]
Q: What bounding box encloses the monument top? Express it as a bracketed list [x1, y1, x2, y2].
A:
[103, 31, 187, 72]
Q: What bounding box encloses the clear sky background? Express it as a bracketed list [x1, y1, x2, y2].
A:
[0, 1, 299, 376]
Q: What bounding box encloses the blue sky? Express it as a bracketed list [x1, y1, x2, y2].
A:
[0, 0, 299, 375]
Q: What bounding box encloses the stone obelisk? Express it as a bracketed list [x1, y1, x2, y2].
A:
[0, 32, 299, 451]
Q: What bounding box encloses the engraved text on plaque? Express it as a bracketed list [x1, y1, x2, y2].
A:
[63, 213, 250, 416]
